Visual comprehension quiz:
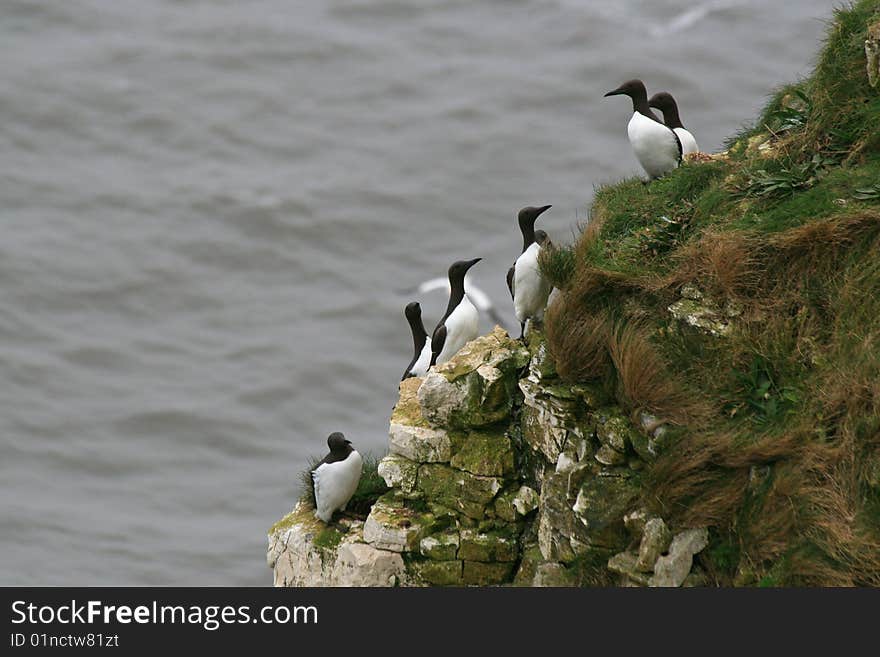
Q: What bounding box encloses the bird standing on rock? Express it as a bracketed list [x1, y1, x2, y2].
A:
[430, 258, 482, 366]
[311, 432, 362, 523]
[507, 204, 552, 339]
[649, 91, 699, 156]
[402, 301, 432, 381]
[604, 79, 682, 179]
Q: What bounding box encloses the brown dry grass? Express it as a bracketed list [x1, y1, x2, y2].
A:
[544, 297, 613, 382]
[609, 322, 708, 425]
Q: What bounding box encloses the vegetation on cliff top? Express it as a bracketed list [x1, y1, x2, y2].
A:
[541, 0, 880, 585]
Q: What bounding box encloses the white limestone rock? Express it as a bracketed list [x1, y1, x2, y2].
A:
[388, 422, 452, 463]
[377, 453, 419, 493]
[650, 527, 709, 587]
[636, 517, 672, 572]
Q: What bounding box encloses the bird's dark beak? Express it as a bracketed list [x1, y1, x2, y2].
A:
[537, 204, 552, 216]
[345, 440, 352, 445]
[466, 257, 482, 269]
[604, 87, 624, 98]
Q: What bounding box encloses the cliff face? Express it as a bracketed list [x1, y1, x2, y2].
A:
[268, 1, 880, 587]
[268, 327, 709, 586]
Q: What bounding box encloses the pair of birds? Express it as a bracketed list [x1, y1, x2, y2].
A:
[402, 204, 555, 381]
[604, 79, 699, 179]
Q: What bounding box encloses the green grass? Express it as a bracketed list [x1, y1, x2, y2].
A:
[541, 0, 880, 586]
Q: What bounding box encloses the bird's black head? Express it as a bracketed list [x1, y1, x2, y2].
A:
[327, 432, 352, 452]
[517, 205, 552, 232]
[516, 205, 551, 251]
[648, 91, 675, 112]
[447, 257, 481, 285]
[404, 301, 422, 322]
[605, 79, 654, 118]
[648, 91, 683, 129]
[604, 79, 647, 100]
[534, 229, 549, 246]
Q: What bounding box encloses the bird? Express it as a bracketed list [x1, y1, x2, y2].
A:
[506, 205, 552, 338]
[604, 79, 682, 179]
[311, 432, 363, 523]
[648, 91, 699, 155]
[430, 258, 482, 367]
[511, 229, 554, 340]
[402, 301, 432, 381]
[403, 275, 506, 328]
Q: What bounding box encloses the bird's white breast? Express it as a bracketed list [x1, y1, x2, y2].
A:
[513, 243, 552, 323]
[313, 450, 363, 523]
[410, 341, 433, 377]
[627, 112, 680, 178]
[436, 295, 479, 365]
[674, 127, 699, 155]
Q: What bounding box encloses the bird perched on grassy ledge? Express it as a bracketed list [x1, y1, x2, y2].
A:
[648, 91, 700, 156]
[604, 79, 682, 180]
[506, 204, 552, 338]
[299, 443, 388, 523]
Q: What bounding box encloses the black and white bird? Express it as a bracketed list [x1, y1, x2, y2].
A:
[506, 205, 553, 339]
[402, 301, 432, 381]
[649, 91, 699, 156]
[311, 432, 363, 523]
[404, 275, 506, 328]
[430, 258, 482, 367]
[604, 79, 682, 179]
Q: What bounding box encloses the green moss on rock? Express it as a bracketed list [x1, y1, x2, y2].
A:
[392, 376, 430, 428]
[313, 526, 344, 552]
[449, 429, 515, 477]
[458, 529, 519, 562]
[417, 463, 503, 519]
[414, 559, 464, 585]
[419, 531, 460, 561]
[462, 560, 516, 585]
[572, 472, 641, 549]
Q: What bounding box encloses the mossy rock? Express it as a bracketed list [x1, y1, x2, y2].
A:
[449, 429, 515, 477]
[363, 492, 437, 552]
[594, 408, 638, 453]
[513, 546, 544, 586]
[313, 526, 345, 553]
[462, 560, 516, 585]
[420, 531, 460, 561]
[413, 559, 463, 585]
[417, 463, 503, 519]
[628, 430, 653, 462]
[392, 376, 430, 428]
[458, 529, 519, 562]
[418, 328, 530, 430]
[377, 453, 420, 494]
[572, 472, 641, 550]
[527, 336, 558, 380]
[494, 485, 540, 522]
